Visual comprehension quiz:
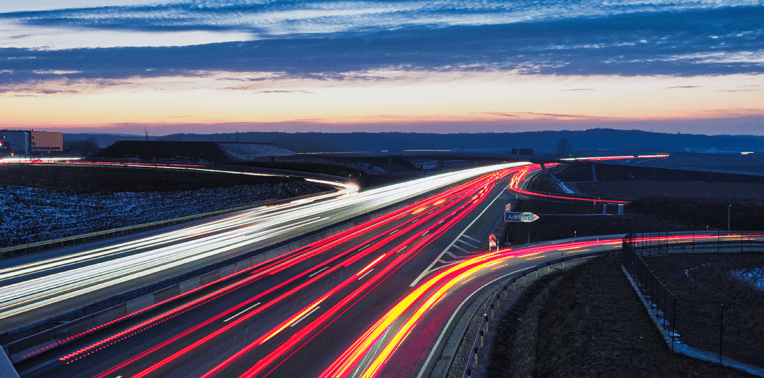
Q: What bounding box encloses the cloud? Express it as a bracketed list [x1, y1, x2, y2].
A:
[483, 112, 517, 118]
[513, 112, 606, 119]
[220, 85, 314, 94]
[3, 0, 762, 38]
[1, 5, 763, 90]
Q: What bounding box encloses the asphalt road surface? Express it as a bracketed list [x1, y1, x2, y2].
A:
[0, 163, 526, 333]
[19, 166, 522, 377]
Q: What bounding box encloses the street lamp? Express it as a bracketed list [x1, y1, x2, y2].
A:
[728, 204, 731, 231]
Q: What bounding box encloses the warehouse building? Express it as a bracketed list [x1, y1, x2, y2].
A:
[0, 130, 63, 155]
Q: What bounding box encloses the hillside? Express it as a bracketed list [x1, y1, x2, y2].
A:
[70, 129, 764, 154]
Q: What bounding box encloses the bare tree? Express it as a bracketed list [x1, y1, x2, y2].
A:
[80, 135, 101, 155]
[556, 137, 573, 154]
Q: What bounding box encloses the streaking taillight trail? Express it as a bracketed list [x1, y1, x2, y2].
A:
[508, 163, 630, 204]
[323, 232, 750, 377]
[87, 167, 518, 377]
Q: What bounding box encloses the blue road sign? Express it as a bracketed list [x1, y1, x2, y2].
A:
[504, 212, 540, 223]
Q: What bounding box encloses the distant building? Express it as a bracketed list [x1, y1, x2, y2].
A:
[0, 130, 63, 155]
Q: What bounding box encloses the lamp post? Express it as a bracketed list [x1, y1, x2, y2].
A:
[728, 204, 731, 231]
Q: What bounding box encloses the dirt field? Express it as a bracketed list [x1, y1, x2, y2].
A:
[574, 180, 764, 200]
[487, 255, 754, 378]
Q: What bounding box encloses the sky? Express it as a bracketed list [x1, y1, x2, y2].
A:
[1, 0, 763, 135]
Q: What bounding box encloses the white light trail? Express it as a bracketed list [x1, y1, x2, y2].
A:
[0, 162, 528, 322]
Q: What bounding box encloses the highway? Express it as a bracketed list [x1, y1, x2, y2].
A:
[0, 163, 525, 331]
[10, 158, 761, 378]
[17, 165, 522, 377]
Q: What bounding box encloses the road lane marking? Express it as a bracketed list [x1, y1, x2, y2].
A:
[224, 302, 261, 323]
[290, 306, 321, 327]
[351, 327, 392, 378]
[357, 268, 374, 281]
[444, 251, 458, 258]
[452, 244, 469, 253]
[309, 266, 329, 278]
[462, 234, 481, 243]
[410, 187, 507, 287]
[457, 238, 478, 248]
[430, 260, 462, 272]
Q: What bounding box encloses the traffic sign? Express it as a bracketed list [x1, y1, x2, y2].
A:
[504, 212, 540, 223]
[488, 233, 497, 250]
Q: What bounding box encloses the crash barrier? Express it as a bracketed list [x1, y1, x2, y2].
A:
[622, 232, 764, 377]
[460, 251, 614, 378]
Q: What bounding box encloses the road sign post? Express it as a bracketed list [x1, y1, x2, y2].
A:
[504, 212, 539, 245]
[488, 233, 497, 251]
[504, 212, 539, 223]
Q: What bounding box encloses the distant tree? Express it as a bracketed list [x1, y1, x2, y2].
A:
[80, 136, 100, 156]
[556, 137, 574, 154]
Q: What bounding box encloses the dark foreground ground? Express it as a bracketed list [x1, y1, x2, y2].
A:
[643, 253, 764, 369]
[487, 255, 754, 378]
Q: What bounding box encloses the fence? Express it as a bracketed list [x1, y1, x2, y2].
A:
[621, 239, 680, 350]
[622, 231, 764, 377]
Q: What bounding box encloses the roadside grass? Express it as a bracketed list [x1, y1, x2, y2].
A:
[487, 255, 754, 378]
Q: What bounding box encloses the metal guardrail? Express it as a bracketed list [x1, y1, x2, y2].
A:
[461, 250, 615, 378]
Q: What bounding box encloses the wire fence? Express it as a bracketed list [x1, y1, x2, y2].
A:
[622, 231, 764, 377]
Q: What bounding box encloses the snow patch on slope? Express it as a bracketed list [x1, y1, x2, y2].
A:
[0, 182, 318, 248]
[730, 267, 764, 291]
